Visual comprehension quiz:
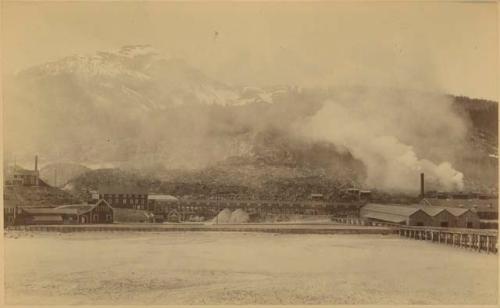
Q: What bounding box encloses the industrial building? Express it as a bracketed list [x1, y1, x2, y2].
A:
[13, 199, 114, 225]
[360, 203, 480, 228]
[4, 156, 40, 186]
[97, 185, 148, 210]
[421, 198, 497, 229]
[147, 194, 180, 222]
[360, 204, 433, 226]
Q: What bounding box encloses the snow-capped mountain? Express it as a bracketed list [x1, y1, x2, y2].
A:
[3, 45, 299, 170]
[3, 45, 497, 193]
[14, 45, 282, 110]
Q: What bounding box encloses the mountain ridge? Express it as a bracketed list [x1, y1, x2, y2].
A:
[4, 46, 498, 194]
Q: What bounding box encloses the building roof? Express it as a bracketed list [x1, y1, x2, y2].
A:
[22, 203, 103, 215]
[421, 198, 498, 212]
[98, 184, 148, 195]
[148, 194, 179, 202]
[362, 203, 422, 216]
[30, 215, 63, 222]
[443, 207, 471, 216]
[10, 165, 38, 175]
[56, 204, 96, 214]
[418, 206, 446, 216]
[361, 211, 407, 223]
[393, 204, 474, 217]
[22, 207, 79, 215]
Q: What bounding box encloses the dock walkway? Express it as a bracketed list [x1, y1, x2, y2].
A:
[331, 217, 498, 253]
[6, 222, 394, 235]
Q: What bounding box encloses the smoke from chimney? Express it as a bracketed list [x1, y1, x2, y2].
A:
[35, 155, 38, 171]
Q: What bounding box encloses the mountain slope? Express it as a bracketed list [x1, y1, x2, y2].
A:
[39, 163, 91, 187]
[3, 46, 498, 193]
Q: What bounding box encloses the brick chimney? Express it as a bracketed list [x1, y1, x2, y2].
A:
[34, 155, 39, 186]
[420, 173, 425, 198]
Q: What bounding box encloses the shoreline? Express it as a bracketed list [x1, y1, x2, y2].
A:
[5, 223, 395, 235]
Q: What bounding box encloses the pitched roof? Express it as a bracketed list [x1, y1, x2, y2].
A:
[362, 203, 422, 216]
[98, 184, 148, 195]
[23, 207, 79, 215]
[421, 198, 498, 212]
[56, 204, 96, 214]
[22, 203, 98, 215]
[4, 165, 38, 175]
[30, 215, 63, 222]
[415, 204, 474, 217]
[148, 194, 179, 202]
[361, 211, 407, 223]
[444, 207, 471, 216]
[418, 207, 446, 216]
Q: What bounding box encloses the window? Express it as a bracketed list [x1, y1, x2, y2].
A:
[440, 222, 449, 228]
[467, 222, 473, 228]
[416, 222, 424, 226]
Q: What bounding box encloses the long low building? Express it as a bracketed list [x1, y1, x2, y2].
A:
[15, 199, 114, 225]
[360, 203, 480, 228]
[421, 198, 497, 229]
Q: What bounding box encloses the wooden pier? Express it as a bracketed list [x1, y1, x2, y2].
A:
[5, 223, 394, 235]
[398, 225, 498, 253]
[332, 217, 498, 253]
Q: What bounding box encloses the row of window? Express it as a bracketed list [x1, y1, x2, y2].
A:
[101, 194, 146, 199]
[106, 198, 146, 205]
[94, 205, 112, 212]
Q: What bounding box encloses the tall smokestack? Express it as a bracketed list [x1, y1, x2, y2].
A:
[420, 173, 425, 198]
[35, 155, 38, 171]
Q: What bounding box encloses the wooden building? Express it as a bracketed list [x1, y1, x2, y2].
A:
[4, 156, 40, 186]
[421, 198, 495, 229]
[4, 204, 20, 227]
[360, 204, 433, 226]
[15, 199, 114, 225]
[360, 203, 481, 228]
[97, 185, 148, 210]
[420, 207, 455, 228]
[147, 194, 179, 223]
[446, 207, 481, 229]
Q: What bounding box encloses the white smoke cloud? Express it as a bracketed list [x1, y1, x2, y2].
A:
[297, 87, 467, 192]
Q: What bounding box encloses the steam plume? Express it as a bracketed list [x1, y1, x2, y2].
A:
[297, 88, 466, 192]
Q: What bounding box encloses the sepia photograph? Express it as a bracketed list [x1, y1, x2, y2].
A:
[1, 1, 498, 305]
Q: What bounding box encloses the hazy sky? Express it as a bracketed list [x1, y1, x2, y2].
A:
[2, 1, 498, 100]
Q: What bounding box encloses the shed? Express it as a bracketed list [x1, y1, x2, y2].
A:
[147, 194, 179, 214]
[360, 204, 432, 226]
[447, 207, 480, 228]
[427, 208, 455, 228]
[28, 215, 64, 225]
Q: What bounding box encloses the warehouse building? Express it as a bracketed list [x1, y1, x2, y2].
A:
[147, 194, 179, 222]
[97, 185, 148, 210]
[421, 198, 496, 229]
[15, 199, 114, 225]
[360, 204, 433, 226]
[420, 207, 455, 228]
[446, 207, 481, 229]
[360, 203, 480, 228]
